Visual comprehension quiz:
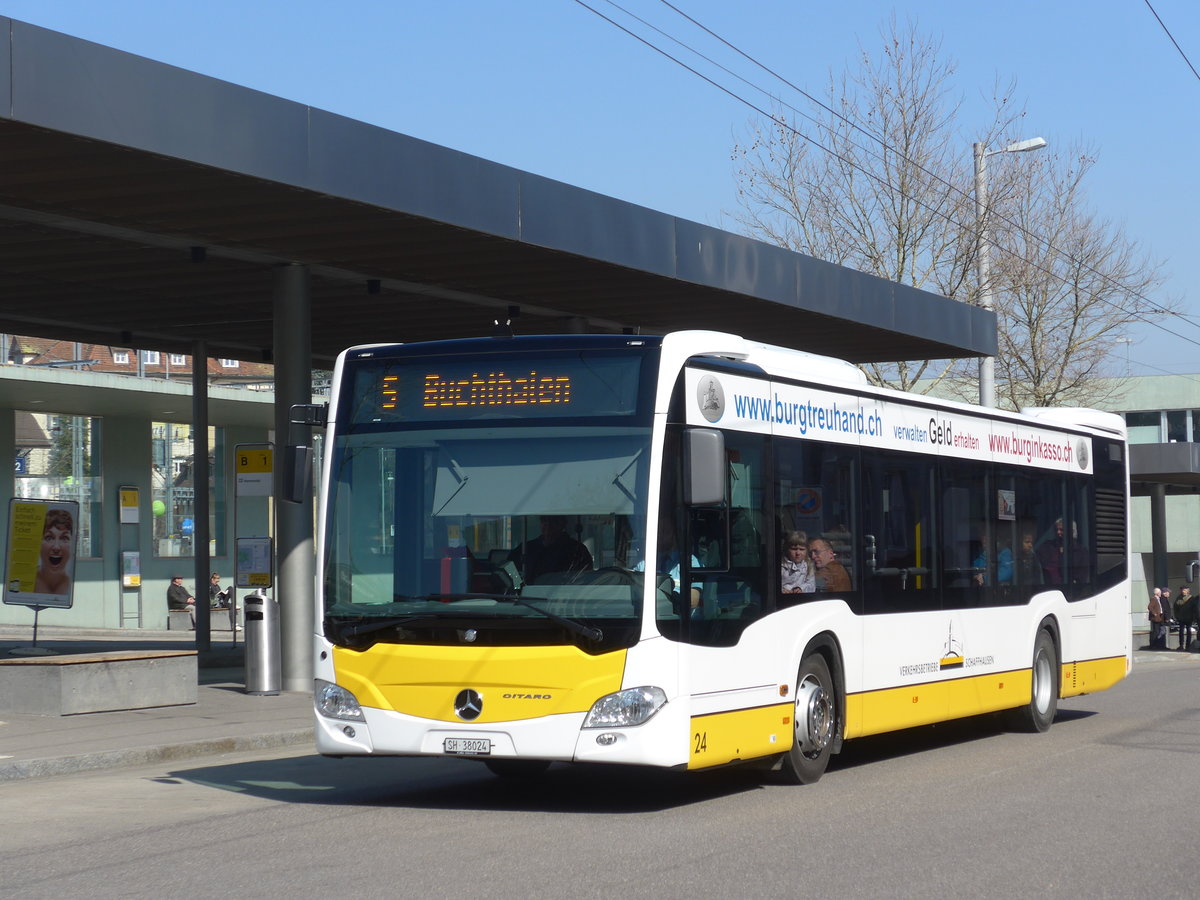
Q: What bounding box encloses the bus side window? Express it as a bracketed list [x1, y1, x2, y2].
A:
[860, 451, 936, 614]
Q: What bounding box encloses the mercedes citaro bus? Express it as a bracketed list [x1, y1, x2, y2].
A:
[305, 331, 1130, 782]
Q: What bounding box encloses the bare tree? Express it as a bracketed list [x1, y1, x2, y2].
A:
[983, 147, 1166, 408]
[732, 18, 1168, 404]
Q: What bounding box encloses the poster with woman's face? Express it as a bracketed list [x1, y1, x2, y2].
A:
[3, 499, 80, 609]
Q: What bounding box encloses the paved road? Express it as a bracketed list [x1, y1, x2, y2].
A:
[3, 653, 1197, 900]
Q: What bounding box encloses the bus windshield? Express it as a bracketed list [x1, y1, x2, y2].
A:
[321, 345, 658, 651]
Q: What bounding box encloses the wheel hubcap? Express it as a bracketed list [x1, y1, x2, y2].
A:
[795, 675, 833, 754]
[1032, 649, 1052, 713]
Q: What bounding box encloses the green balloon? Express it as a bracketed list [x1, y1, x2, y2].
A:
[152, 500, 166, 516]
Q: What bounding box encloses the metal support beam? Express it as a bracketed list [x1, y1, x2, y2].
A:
[192, 339, 211, 654]
[1150, 483, 1168, 590]
[274, 265, 313, 693]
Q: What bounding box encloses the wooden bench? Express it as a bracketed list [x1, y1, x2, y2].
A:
[0, 650, 198, 715]
[167, 609, 194, 630]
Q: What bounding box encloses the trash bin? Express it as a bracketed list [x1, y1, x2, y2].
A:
[243, 590, 281, 695]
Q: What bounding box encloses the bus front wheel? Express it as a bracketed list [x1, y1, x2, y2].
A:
[1006, 628, 1059, 733]
[781, 653, 836, 784]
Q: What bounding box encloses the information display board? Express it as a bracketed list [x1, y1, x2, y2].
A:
[122, 551, 141, 588]
[236, 536, 273, 588]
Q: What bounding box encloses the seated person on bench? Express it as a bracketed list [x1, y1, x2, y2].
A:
[167, 575, 196, 628]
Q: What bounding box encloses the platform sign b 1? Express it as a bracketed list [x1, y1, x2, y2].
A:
[3, 499, 81, 609]
[236, 445, 273, 497]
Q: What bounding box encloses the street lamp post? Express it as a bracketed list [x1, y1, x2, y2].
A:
[973, 136, 1047, 407]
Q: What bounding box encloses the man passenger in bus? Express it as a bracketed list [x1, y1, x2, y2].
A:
[508, 515, 593, 584]
[1035, 518, 1065, 583]
[781, 531, 815, 594]
[808, 538, 851, 593]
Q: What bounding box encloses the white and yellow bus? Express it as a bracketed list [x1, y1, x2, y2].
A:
[311, 331, 1130, 782]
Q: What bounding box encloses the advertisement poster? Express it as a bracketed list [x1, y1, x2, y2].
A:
[3, 499, 81, 609]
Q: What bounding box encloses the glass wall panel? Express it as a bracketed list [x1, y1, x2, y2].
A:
[151, 423, 226, 558]
[1166, 410, 1187, 443]
[1123, 411, 1160, 444]
[14, 412, 103, 558]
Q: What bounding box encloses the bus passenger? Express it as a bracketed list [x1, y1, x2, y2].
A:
[972, 541, 1013, 585]
[1015, 532, 1043, 585]
[636, 516, 700, 608]
[781, 531, 815, 594]
[809, 538, 851, 593]
[1036, 519, 1065, 583]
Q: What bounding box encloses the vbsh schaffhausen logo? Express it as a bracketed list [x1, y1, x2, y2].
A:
[697, 374, 724, 423]
[1076, 438, 1089, 470]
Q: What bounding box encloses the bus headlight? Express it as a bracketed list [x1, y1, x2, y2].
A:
[315, 679, 365, 722]
[582, 686, 667, 728]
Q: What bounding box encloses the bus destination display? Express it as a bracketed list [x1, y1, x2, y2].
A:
[354, 352, 645, 423]
[386, 370, 572, 410]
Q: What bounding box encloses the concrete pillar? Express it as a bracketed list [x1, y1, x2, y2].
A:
[273, 265, 314, 693]
[1150, 483, 1168, 590]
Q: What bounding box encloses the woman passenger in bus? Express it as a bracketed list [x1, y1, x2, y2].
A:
[780, 531, 815, 594]
[1015, 531, 1043, 585]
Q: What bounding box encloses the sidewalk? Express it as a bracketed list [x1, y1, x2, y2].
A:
[0, 624, 313, 782]
[0, 625, 1188, 784]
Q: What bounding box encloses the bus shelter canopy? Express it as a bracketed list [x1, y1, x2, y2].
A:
[0, 17, 996, 371]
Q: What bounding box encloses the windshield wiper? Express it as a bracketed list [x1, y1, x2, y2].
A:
[325, 615, 440, 640]
[425, 592, 603, 642]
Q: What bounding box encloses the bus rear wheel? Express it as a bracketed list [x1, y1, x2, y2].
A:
[1006, 628, 1059, 733]
[781, 653, 836, 784]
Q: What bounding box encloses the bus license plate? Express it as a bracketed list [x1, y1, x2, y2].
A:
[443, 737, 491, 755]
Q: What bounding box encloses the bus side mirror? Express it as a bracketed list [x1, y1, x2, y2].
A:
[282, 445, 313, 505]
[685, 428, 726, 507]
[282, 403, 326, 504]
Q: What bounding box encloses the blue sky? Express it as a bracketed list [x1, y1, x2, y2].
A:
[5, 1, 1199, 373]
